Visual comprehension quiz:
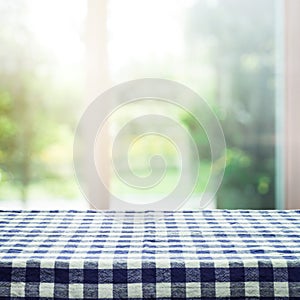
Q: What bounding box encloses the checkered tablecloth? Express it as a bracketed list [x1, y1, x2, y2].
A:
[1, 210, 300, 299]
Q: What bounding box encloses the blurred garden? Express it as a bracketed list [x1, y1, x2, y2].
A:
[0, 0, 279, 209]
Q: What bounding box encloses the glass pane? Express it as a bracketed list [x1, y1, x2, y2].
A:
[0, 0, 283, 210]
[107, 0, 283, 209]
[0, 0, 87, 209]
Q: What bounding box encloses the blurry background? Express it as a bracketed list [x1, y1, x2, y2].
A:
[0, 0, 286, 210]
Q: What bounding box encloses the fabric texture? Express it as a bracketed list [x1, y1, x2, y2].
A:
[0, 209, 300, 299]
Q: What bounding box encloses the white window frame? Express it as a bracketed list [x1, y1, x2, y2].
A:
[284, 0, 300, 209]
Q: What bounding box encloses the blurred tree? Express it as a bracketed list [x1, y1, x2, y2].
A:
[184, 0, 276, 208]
[0, 0, 50, 204]
[0, 0, 82, 205]
[0, 2, 28, 202]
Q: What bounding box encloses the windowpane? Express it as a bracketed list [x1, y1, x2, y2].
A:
[0, 0, 283, 209]
[108, 0, 283, 209]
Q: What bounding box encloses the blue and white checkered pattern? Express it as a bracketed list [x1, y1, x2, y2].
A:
[1, 210, 300, 299]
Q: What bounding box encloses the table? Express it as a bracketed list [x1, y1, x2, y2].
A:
[1, 210, 300, 299]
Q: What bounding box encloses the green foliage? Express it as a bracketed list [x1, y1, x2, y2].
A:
[185, 0, 276, 209]
[0, 1, 82, 204]
[180, 109, 211, 161]
[217, 148, 274, 209]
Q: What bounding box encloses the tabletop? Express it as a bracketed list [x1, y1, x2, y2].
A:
[1, 209, 300, 299]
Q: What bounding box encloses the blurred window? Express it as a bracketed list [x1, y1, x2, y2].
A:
[0, 0, 284, 210]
